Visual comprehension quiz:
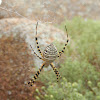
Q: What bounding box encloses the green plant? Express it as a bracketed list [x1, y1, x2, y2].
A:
[36, 78, 86, 100]
[37, 17, 100, 100]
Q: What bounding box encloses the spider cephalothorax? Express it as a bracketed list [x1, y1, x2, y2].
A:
[28, 22, 69, 86]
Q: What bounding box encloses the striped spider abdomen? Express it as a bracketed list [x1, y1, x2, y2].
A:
[27, 22, 69, 86]
[43, 43, 58, 63]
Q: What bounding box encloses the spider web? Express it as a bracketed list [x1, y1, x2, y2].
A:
[0, 0, 100, 99]
[0, 0, 66, 71]
[0, 0, 100, 68]
[0, 2, 64, 96]
[0, 0, 100, 69]
[0, 0, 57, 23]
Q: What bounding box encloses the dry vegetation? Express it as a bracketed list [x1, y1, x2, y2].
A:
[0, 35, 44, 100]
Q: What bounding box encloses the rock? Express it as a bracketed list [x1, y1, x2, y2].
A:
[0, 18, 67, 68]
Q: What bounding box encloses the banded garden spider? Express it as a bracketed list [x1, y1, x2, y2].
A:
[28, 22, 69, 86]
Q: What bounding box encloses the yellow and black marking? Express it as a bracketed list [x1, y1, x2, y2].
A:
[28, 63, 45, 86]
[30, 45, 44, 60]
[50, 63, 61, 82]
[27, 23, 70, 86]
[35, 37, 43, 57]
[58, 25, 69, 57]
[35, 22, 43, 57]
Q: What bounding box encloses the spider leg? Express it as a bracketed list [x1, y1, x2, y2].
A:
[35, 22, 43, 57]
[28, 63, 45, 86]
[50, 63, 62, 82]
[30, 45, 44, 61]
[58, 25, 69, 57]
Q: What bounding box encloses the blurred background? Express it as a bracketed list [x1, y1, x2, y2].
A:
[0, 0, 100, 100]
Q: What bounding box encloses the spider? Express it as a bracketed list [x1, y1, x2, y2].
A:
[28, 22, 69, 86]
